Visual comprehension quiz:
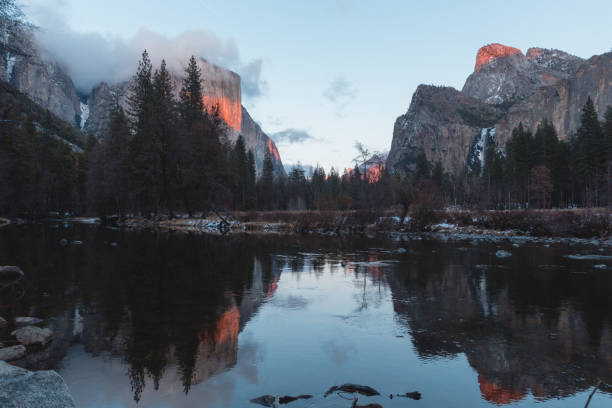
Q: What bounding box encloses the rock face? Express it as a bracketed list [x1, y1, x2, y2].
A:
[83, 58, 285, 177]
[388, 44, 610, 176]
[496, 52, 612, 144]
[240, 106, 285, 177]
[387, 85, 503, 175]
[463, 43, 584, 105]
[199, 59, 242, 132]
[8, 49, 82, 127]
[0, 361, 76, 408]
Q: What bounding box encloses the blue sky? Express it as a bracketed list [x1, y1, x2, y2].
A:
[22, 0, 612, 171]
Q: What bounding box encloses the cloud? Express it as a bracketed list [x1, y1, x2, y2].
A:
[270, 128, 316, 144]
[323, 77, 358, 114]
[26, 1, 266, 99]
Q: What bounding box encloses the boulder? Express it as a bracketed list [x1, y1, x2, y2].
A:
[0, 266, 24, 287]
[14, 317, 44, 327]
[0, 360, 76, 407]
[0, 345, 26, 361]
[11, 326, 53, 348]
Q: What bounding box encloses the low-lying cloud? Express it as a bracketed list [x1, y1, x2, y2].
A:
[27, 1, 266, 99]
[270, 128, 316, 144]
[323, 77, 358, 114]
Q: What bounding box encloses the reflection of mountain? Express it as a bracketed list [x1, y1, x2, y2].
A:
[387, 246, 612, 404]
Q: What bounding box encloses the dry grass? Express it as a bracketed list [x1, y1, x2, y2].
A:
[443, 208, 611, 238]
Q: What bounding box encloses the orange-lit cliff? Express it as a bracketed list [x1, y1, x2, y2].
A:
[199, 59, 243, 132]
[197, 58, 285, 177]
[474, 43, 522, 71]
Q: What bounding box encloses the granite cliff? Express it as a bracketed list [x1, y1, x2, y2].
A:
[388, 43, 610, 176]
[6, 45, 284, 177]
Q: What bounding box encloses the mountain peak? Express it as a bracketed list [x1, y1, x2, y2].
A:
[475, 43, 523, 71]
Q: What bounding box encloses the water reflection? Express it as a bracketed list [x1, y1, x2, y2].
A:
[0, 224, 610, 407]
[387, 244, 612, 404]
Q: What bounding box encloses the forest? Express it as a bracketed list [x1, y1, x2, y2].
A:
[1, 49, 611, 219]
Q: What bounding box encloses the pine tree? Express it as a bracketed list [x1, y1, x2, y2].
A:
[179, 56, 204, 126]
[231, 135, 249, 209]
[152, 59, 178, 216]
[246, 150, 256, 209]
[258, 149, 275, 210]
[575, 97, 605, 206]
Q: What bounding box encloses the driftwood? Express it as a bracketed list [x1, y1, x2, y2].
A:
[324, 384, 380, 397]
[584, 380, 602, 408]
[278, 395, 312, 404]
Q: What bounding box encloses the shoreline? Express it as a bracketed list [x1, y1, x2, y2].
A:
[22, 208, 607, 247]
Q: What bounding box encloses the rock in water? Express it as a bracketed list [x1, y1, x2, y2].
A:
[0, 266, 24, 286]
[325, 384, 380, 397]
[495, 250, 512, 258]
[14, 317, 44, 327]
[0, 361, 76, 407]
[278, 395, 312, 404]
[250, 395, 276, 407]
[396, 391, 422, 400]
[0, 345, 26, 361]
[11, 326, 53, 348]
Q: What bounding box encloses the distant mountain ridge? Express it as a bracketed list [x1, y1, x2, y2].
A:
[387, 43, 612, 176]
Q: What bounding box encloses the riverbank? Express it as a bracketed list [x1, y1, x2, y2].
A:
[6, 209, 611, 246]
[112, 208, 612, 246]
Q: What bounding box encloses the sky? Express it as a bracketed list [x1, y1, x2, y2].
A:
[21, 0, 612, 171]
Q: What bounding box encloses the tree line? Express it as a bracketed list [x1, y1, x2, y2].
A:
[460, 98, 612, 209]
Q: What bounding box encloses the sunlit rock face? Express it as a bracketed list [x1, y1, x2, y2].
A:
[83, 59, 284, 177]
[198, 58, 242, 132]
[474, 43, 522, 72]
[463, 43, 584, 105]
[387, 43, 611, 177]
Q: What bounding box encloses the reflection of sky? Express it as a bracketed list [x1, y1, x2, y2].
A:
[58, 256, 612, 408]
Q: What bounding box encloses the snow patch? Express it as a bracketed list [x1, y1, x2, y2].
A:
[564, 254, 612, 261]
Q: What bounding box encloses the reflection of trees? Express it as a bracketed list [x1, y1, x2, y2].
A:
[388, 243, 612, 404]
[0, 226, 282, 402]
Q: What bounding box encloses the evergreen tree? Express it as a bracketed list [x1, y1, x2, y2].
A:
[575, 97, 605, 206]
[231, 136, 249, 209]
[179, 55, 204, 126]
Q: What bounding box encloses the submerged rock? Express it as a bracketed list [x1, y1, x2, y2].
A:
[396, 391, 422, 400]
[325, 384, 380, 397]
[0, 361, 76, 407]
[250, 395, 276, 407]
[0, 345, 26, 361]
[14, 317, 44, 327]
[11, 326, 53, 348]
[495, 250, 512, 258]
[279, 395, 312, 404]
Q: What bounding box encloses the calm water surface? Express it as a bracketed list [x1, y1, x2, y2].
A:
[0, 224, 611, 407]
